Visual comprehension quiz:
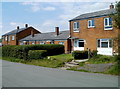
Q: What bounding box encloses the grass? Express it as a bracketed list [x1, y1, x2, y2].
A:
[2, 54, 73, 68]
[86, 55, 116, 64]
[2, 53, 120, 75]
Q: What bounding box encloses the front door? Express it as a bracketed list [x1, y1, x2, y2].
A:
[74, 39, 85, 51]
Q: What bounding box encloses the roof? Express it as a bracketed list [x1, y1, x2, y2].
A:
[2, 27, 35, 36]
[70, 8, 116, 21]
[19, 30, 70, 41]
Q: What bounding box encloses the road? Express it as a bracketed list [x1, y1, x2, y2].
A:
[2, 60, 118, 87]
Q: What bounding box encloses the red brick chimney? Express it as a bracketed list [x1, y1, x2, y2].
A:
[110, 3, 114, 9]
[31, 29, 34, 37]
[55, 27, 59, 36]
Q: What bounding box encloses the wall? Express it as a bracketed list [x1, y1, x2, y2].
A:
[70, 16, 119, 53]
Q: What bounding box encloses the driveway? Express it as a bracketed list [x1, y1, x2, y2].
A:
[2, 60, 119, 87]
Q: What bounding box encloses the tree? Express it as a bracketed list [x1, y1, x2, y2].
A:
[112, 1, 120, 29]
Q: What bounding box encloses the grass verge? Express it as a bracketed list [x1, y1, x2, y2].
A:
[2, 54, 73, 68]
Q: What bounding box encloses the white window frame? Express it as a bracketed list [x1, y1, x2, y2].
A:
[59, 42, 64, 45]
[12, 35, 15, 40]
[20, 42, 24, 45]
[88, 20, 95, 28]
[5, 36, 8, 41]
[8, 36, 10, 41]
[74, 39, 85, 47]
[32, 42, 35, 45]
[40, 42, 45, 44]
[73, 22, 79, 32]
[97, 39, 112, 48]
[104, 18, 112, 30]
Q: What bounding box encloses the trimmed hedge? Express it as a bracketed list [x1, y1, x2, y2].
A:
[2, 44, 64, 60]
[72, 51, 88, 59]
[28, 50, 47, 60]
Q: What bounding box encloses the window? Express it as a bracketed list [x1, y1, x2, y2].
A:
[74, 39, 84, 47]
[8, 36, 10, 41]
[73, 22, 79, 32]
[12, 35, 15, 40]
[97, 39, 112, 48]
[78, 40, 84, 47]
[104, 18, 112, 30]
[40, 42, 45, 44]
[59, 42, 64, 45]
[88, 20, 95, 28]
[32, 42, 35, 45]
[20, 42, 24, 45]
[50, 40, 54, 44]
[5, 36, 8, 41]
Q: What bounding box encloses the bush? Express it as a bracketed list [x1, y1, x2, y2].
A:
[72, 51, 88, 59]
[2, 44, 64, 60]
[28, 50, 47, 60]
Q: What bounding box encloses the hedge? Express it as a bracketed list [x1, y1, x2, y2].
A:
[2, 44, 64, 60]
[72, 51, 88, 59]
[28, 50, 47, 60]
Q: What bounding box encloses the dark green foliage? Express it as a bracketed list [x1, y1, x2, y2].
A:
[111, 1, 120, 29]
[28, 50, 47, 60]
[2, 44, 64, 60]
[72, 51, 88, 59]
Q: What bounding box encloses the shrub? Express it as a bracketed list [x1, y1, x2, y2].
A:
[72, 51, 88, 59]
[28, 50, 47, 60]
[2, 44, 64, 60]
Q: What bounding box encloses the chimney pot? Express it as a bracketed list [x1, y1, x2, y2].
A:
[110, 3, 114, 9]
[17, 26, 19, 29]
[25, 24, 28, 28]
[55, 27, 59, 36]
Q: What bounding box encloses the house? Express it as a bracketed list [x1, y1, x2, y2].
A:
[69, 4, 119, 55]
[2, 24, 40, 46]
[19, 27, 71, 53]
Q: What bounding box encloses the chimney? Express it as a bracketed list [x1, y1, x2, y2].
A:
[31, 29, 34, 37]
[110, 3, 114, 9]
[25, 24, 28, 28]
[55, 27, 59, 36]
[17, 26, 19, 30]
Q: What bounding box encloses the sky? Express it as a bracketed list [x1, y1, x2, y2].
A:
[0, 0, 118, 37]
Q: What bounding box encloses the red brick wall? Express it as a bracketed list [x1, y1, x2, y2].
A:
[70, 16, 119, 52]
[2, 27, 40, 45]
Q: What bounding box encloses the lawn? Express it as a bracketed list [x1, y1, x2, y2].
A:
[2, 53, 120, 75]
[2, 54, 73, 68]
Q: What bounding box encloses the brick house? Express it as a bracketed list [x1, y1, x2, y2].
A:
[2, 24, 40, 46]
[19, 27, 71, 53]
[69, 4, 119, 55]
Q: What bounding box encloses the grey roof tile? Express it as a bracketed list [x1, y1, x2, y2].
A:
[2, 27, 32, 36]
[19, 30, 70, 41]
[70, 9, 116, 21]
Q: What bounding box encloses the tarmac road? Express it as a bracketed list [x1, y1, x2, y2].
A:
[2, 60, 119, 87]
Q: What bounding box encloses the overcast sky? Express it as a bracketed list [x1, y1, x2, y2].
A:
[0, 0, 118, 37]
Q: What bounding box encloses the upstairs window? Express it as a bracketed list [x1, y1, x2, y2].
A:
[104, 18, 112, 30]
[73, 22, 79, 32]
[12, 35, 15, 40]
[88, 20, 95, 28]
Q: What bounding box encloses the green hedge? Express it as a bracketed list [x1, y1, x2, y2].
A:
[28, 50, 47, 60]
[2, 44, 64, 60]
[72, 51, 88, 59]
